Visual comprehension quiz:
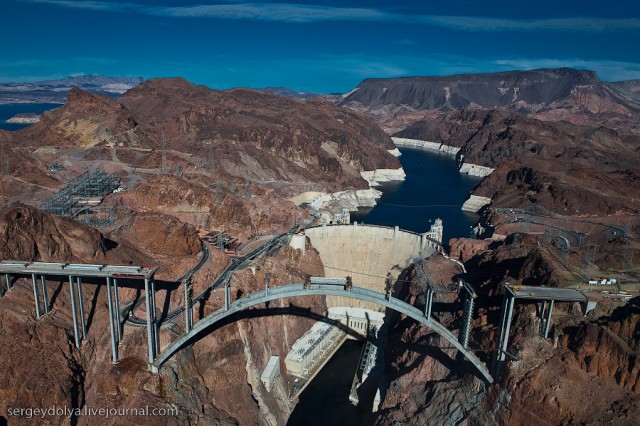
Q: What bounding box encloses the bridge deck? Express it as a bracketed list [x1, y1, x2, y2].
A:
[506, 284, 587, 302]
[0, 260, 157, 279]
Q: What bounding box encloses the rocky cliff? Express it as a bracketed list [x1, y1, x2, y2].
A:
[0, 203, 106, 262]
[340, 68, 640, 134]
[395, 109, 640, 215]
[609, 79, 640, 102]
[0, 203, 330, 425]
[9, 78, 398, 193]
[374, 238, 640, 425]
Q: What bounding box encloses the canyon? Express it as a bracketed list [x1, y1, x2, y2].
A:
[0, 68, 639, 424]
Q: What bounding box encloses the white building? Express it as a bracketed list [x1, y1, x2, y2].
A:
[260, 356, 280, 391]
[285, 322, 344, 378]
[328, 306, 385, 338]
[425, 218, 444, 243]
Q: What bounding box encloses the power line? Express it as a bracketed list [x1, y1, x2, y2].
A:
[376, 201, 461, 208]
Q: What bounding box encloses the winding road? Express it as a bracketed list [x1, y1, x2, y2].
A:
[121, 231, 291, 327]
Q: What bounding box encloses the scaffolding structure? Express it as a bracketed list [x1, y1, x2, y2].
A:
[76, 205, 116, 228]
[40, 170, 120, 217]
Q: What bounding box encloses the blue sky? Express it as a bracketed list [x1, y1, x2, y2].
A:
[2, 0, 640, 92]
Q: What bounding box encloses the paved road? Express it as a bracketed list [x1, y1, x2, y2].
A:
[123, 231, 291, 326]
[492, 207, 629, 243]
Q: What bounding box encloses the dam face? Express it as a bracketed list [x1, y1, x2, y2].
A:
[305, 224, 439, 310]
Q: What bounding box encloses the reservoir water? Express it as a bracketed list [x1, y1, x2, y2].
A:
[351, 147, 483, 245]
[289, 147, 483, 423]
[0, 103, 60, 131]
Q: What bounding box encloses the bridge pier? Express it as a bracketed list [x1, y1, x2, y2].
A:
[40, 276, 50, 314]
[5, 273, 12, 291]
[113, 278, 122, 342]
[68, 275, 82, 349]
[76, 277, 87, 338]
[150, 279, 159, 356]
[224, 284, 231, 311]
[0, 274, 4, 297]
[459, 282, 477, 349]
[542, 300, 554, 339]
[184, 281, 193, 333]
[31, 274, 42, 319]
[264, 272, 271, 296]
[493, 293, 515, 376]
[144, 278, 156, 364]
[424, 287, 433, 320]
[106, 277, 119, 363]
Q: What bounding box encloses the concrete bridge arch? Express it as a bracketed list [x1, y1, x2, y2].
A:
[153, 284, 493, 384]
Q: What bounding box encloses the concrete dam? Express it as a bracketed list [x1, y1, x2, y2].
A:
[304, 223, 442, 310]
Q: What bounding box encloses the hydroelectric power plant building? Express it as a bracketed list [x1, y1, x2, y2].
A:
[285, 321, 345, 378]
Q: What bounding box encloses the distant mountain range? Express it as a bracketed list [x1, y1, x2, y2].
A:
[338, 68, 640, 135]
[608, 79, 640, 102]
[0, 75, 144, 104]
[257, 87, 323, 99]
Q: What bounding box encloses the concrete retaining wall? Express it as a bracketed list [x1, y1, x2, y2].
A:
[305, 224, 437, 310]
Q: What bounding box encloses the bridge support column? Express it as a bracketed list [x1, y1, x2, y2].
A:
[106, 277, 119, 364]
[150, 280, 157, 319]
[184, 281, 192, 333]
[150, 279, 159, 355]
[76, 277, 87, 338]
[113, 278, 122, 342]
[494, 293, 515, 376]
[68, 275, 81, 349]
[224, 284, 230, 311]
[539, 301, 547, 336]
[144, 278, 156, 365]
[5, 274, 12, 291]
[0, 274, 4, 297]
[424, 287, 433, 321]
[40, 276, 50, 314]
[264, 273, 271, 296]
[32, 274, 42, 319]
[459, 282, 476, 349]
[543, 300, 554, 339]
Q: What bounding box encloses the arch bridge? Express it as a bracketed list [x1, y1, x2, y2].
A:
[153, 280, 493, 383]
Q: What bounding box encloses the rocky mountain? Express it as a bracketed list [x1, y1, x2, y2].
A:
[9, 78, 397, 194]
[373, 245, 640, 425]
[0, 203, 107, 262]
[395, 108, 640, 215]
[258, 86, 322, 99]
[609, 79, 640, 102]
[0, 75, 144, 104]
[0, 202, 328, 424]
[339, 68, 640, 134]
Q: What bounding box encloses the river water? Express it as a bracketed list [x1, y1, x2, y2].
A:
[288, 147, 483, 424]
[288, 340, 363, 425]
